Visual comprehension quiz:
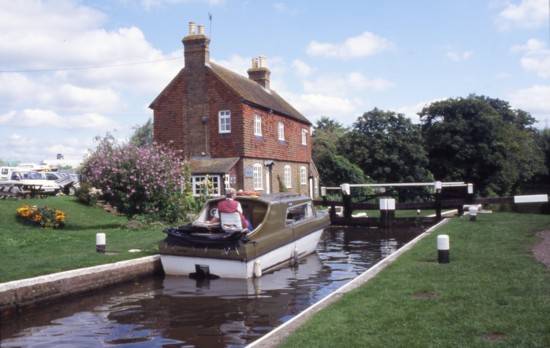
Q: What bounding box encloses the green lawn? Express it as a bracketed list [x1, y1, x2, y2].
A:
[282, 212, 550, 348]
[0, 196, 165, 283]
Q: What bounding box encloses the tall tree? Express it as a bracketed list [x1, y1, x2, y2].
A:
[312, 117, 368, 186]
[340, 108, 433, 185]
[130, 119, 153, 147]
[419, 95, 545, 195]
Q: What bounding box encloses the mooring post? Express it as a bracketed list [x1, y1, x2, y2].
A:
[467, 183, 474, 203]
[437, 234, 450, 263]
[469, 205, 478, 221]
[96, 232, 106, 253]
[434, 181, 442, 220]
[329, 203, 336, 222]
[379, 197, 395, 227]
[340, 183, 352, 221]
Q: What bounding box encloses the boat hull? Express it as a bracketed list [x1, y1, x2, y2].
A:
[161, 228, 324, 278]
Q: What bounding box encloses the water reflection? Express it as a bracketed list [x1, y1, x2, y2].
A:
[1, 225, 427, 348]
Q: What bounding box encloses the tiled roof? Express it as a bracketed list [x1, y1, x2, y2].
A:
[190, 157, 240, 174]
[208, 62, 311, 125]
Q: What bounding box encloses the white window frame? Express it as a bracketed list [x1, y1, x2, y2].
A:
[278, 121, 285, 141]
[252, 163, 263, 190]
[300, 166, 307, 185]
[192, 175, 221, 197]
[284, 165, 292, 188]
[301, 129, 308, 145]
[254, 114, 262, 136]
[218, 110, 231, 134]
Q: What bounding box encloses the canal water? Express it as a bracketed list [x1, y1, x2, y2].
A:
[1, 225, 428, 348]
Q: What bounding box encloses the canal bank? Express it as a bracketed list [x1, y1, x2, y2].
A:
[280, 212, 550, 348]
[246, 219, 449, 348]
[0, 255, 162, 317]
[1, 224, 430, 347]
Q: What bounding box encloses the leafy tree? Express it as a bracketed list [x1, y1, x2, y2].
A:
[130, 118, 153, 147]
[312, 116, 368, 186]
[419, 95, 545, 196]
[340, 108, 433, 183]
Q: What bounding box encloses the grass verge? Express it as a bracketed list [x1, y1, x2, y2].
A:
[282, 212, 550, 347]
[0, 196, 165, 283]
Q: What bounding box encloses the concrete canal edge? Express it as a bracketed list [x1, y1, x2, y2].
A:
[246, 218, 450, 348]
[0, 255, 162, 317]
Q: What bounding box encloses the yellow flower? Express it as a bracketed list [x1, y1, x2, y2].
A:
[32, 213, 42, 222]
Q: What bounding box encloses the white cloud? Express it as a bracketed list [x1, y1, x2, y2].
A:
[0, 111, 16, 125]
[512, 38, 550, 78]
[446, 50, 473, 62]
[306, 31, 393, 59]
[509, 85, 550, 123]
[2, 133, 92, 162]
[303, 72, 393, 96]
[496, 0, 549, 29]
[0, 73, 120, 113]
[123, 0, 224, 10]
[0, 2, 182, 94]
[292, 59, 313, 77]
[288, 93, 360, 123]
[1, 109, 118, 130]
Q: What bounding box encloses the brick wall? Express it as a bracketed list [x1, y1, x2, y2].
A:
[242, 104, 311, 163]
[153, 72, 186, 153]
[241, 158, 311, 196]
[207, 70, 244, 158]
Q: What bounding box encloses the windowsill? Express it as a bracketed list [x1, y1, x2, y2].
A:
[253, 188, 264, 191]
[219, 132, 232, 136]
[254, 135, 264, 139]
[278, 140, 287, 144]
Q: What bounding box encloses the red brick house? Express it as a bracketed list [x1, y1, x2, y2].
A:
[150, 22, 319, 197]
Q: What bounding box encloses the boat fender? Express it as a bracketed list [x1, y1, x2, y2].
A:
[253, 260, 262, 278]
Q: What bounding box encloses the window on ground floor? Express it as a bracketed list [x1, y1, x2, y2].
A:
[253, 163, 263, 190]
[284, 165, 292, 188]
[192, 175, 221, 197]
[300, 166, 307, 185]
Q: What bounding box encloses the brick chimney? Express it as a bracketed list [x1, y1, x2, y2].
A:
[182, 21, 210, 69]
[247, 56, 270, 89]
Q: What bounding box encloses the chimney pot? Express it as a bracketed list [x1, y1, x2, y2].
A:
[247, 56, 270, 89]
[188, 21, 196, 35]
[197, 25, 205, 35]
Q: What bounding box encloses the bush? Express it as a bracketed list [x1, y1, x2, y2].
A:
[81, 135, 186, 220]
[16, 205, 66, 229]
[76, 182, 101, 206]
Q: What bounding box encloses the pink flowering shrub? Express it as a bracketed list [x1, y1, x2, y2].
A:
[81, 135, 187, 220]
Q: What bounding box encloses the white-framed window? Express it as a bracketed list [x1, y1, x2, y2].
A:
[300, 166, 307, 185]
[284, 165, 292, 188]
[254, 114, 262, 136]
[192, 175, 221, 197]
[278, 121, 285, 141]
[218, 110, 231, 134]
[252, 163, 263, 190]
[301, 129, 308, 145]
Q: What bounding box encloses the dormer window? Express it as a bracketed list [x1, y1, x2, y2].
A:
[218, 110, 231, 134]
[301, 129, 307, 145]
[254, 114, 262, 136]
[278, 122, 285, 141]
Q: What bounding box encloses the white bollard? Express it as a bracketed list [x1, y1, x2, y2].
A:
[469, 205, 478, 221]
[253, 260, 262, 278]
[340, 183, 351, 196]
[467, 183, 474, 195]
[96, 233, 106, 253]
[437, 234, 450, 263]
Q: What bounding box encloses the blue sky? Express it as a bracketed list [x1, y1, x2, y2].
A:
[0, 0, 549, 163]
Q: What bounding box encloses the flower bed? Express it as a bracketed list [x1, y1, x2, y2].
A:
[16, 204, 66, 229]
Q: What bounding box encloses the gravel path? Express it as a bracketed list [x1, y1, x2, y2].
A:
[533, 231, 550, 269]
